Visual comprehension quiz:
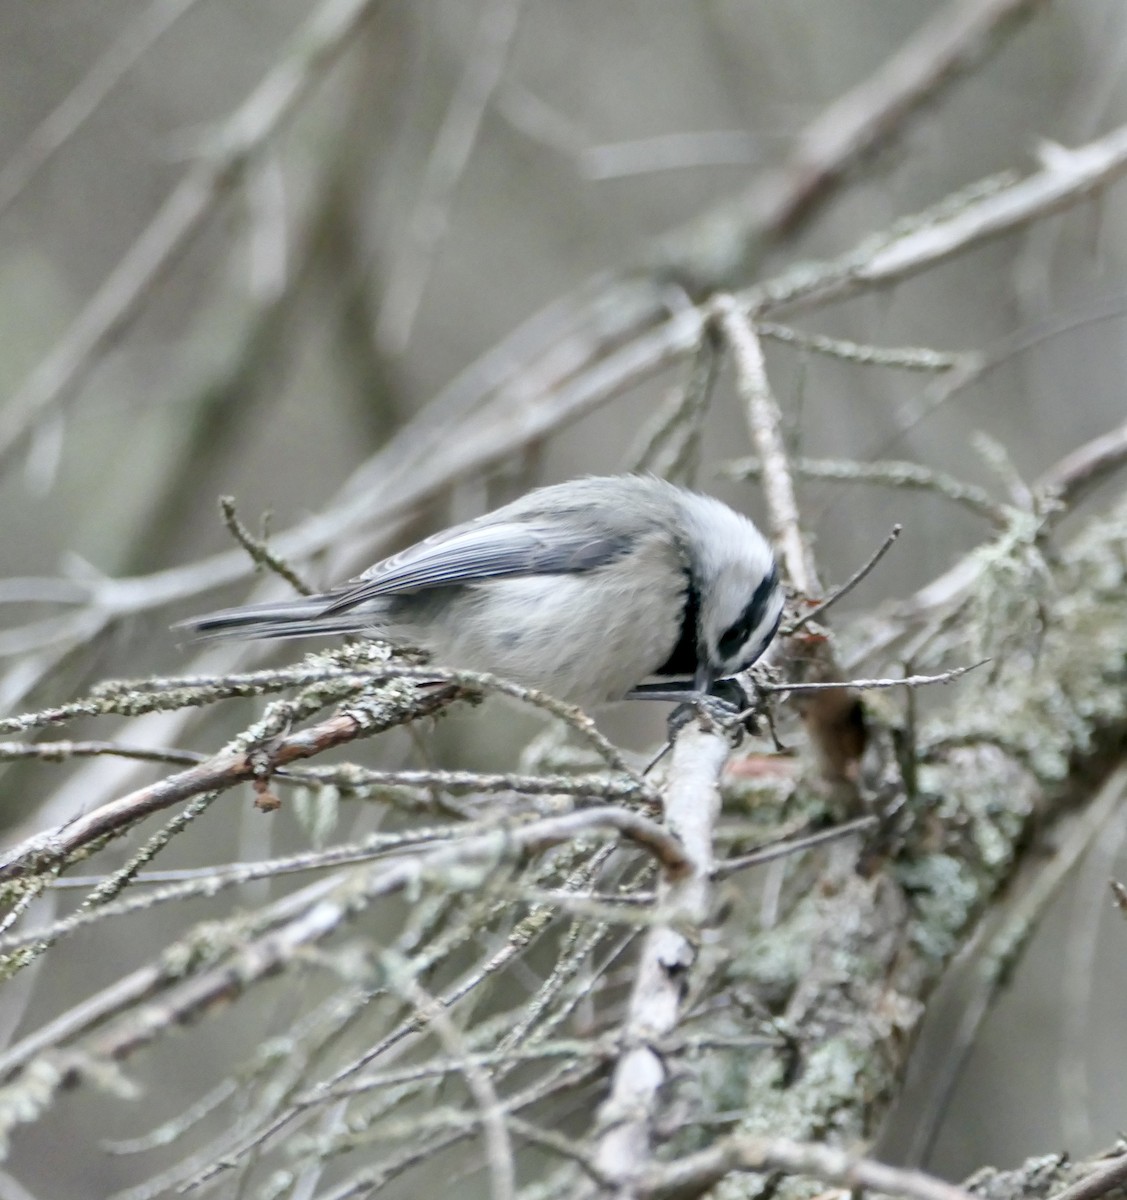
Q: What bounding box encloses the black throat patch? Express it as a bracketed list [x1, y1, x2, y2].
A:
[652, 572, 700, 679]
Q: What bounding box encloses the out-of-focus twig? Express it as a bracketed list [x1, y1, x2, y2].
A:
[0, 0, 387, 479]
[656, 0, 1047, 285]
[753, 322, 965, 372]
[376, 0, 525, 354]
[1039, 417, 1127, 511]
[726, 454, 1010, 525]
[756, 123, 1127, 318]
[0, 0, 201, 217]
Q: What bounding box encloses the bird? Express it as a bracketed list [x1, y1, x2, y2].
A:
[178, 475, 784, 708]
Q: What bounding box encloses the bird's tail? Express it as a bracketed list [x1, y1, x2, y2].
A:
[175, 593, 376, 641]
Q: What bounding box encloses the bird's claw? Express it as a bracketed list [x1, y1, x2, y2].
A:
[667, 678, 756, 743]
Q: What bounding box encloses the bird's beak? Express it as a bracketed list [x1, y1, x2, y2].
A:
[693, 664, 716, 695]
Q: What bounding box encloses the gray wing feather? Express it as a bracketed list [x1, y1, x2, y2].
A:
[323, 520, 631, 614]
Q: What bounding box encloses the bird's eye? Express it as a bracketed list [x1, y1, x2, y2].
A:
[717, 566, 779, 664]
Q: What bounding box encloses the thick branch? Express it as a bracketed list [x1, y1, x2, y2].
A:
[592, 720, 730, 1197]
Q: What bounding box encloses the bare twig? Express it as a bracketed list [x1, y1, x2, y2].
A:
[787, 525, 903, 635]
[759, 661, 986, 696]
[754, 323, 964, 372]
[726, 454, 1010, 525]
[714, 815, 879, 878]
[219, 496, 313, 595]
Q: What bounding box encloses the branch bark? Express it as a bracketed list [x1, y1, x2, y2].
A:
[592, 722, 730, 1196]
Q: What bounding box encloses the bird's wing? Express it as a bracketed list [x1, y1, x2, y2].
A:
[322, 518, 631, 614]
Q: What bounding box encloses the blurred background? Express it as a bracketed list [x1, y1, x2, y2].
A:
[1, 1, 1126, 1196]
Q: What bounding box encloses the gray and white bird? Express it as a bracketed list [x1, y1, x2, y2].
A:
[179, 475, 784, 707]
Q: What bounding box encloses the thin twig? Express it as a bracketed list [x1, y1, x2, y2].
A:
[787, 525, 903, 634]
[759, 661, 987, 695]
[754, 323, 964, 372]
[713, 816, 879, 878]
[726, 453, 1009, 524]
[219, 496, 313, 595]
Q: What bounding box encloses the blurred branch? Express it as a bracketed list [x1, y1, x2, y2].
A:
[376, 0, 525, 354]
[0, 0, 387, 480]
[725, 453, 1011, 525]
[1040, 417, 1127, 509]
[1048, 1151, 1127, 1200]
[753, 322, 965, 371]
[755, 124, 1127, 317]
[0, 0, 201, 218]
[656, 0, 1047, 286]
